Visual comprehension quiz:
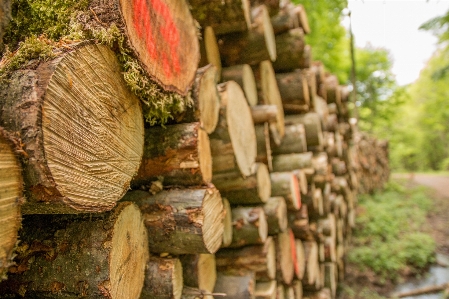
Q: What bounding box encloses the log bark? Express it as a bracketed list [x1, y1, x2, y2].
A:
[274, 229, 295, 285]
[323, 263, 337, 299]
[222, 65, 259, 107]
[264, 196, 288, 235]
[209, 81, 257, 177]
[0, 129, 22, 280]
[212, 163, 271, 205]
[272, 29, 307, 72]
[277, 285, 285, 299]
[0, 202, 149, 299]
[122, 188, 224, 255]
[199, 27, 222, 81]
[272, 123, 307, 155]
[229, 206, 268, 248]
[0, 0, 10, 52]
[292, 280, 303, 299]
[189, 0, 251, 35]
[84, 0, 199, 95]
[252, 105, 279, 124]
[218, 5, 277, 66]
[132, 122, 212, 188]
[214, 272, 255, 299]
[303, 69, 317, 109]
[251, 0, 280, 16]
[288, 205, 316, 241]
[284, 114, 324, 148]
[255, 281, 277, 299]
[255, 123, 273, 170]
[179, 254, 216, 294]
[141, 256, 183, 299]
[276, 71, 310, 111]
[0, 43, 144, 213]
[215, 236, 276, 281]
[222, 198, 233, 248]
[270, 172, 301, 210]
[270, 5, 299, 35]
[323, 75, 341, 105]
[272, 152, 313, 173]
[295, 239, 306, 280]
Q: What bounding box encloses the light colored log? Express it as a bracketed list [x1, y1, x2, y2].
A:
[222, 198, 233, 248]
[180, 254, 216, 294]
[255, 281, 277, 299]
[251, 0, 280, 16]
[295, 169, 308, 195]
[230, 206, 268, 248]
[222, 65, 259, 106]
[270, 172, 301, 210]
[199, 27, 222, 80]
[284, 285, 295, 299]
[323, 263, 337, 299]
[272, 152, 313, 173]
[302, 241, 320, 291]
[264, 196, 288, 234]
[272, 123, 307, 155]
[392, 282, 449, 298]
[214, 272, 256, 299]
[277, 285, 285, 299]
[252, 105, 279, 124]
[255, 123, 273, 171]
[0, 43, 144, 214]
[292, 280, 303, 299]
[122, 188, 224, 255]
[141, 256, 183, 299]
[295, 239, 306, 281]
[284, 114, 324, 149]
[275, 229, 295, 285]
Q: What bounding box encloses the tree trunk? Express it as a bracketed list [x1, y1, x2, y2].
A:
[85, 0, 199, 95]
[0, 202, 149, 299]
[276, 71, 310, 109]
[0, 43, 144, 214]
[222, 65, 259, 107]
[229, 206, 268, 248]
[255, 123, 273, 170]
[141, 256, 183, 299]
[269, 172, 301, 210]
[264, 196, 288, 235]
[272, 123, 307, 155]
[132, 122, 212, 188]
[222, 198, 234, 248]
[272, 152, 313, 173]
[0, 129, 22, 280]
[284, 114, 324, 148]
[216, 236, 276, 281]
[179, 254, 216, 294]
[274, 229, 295, 285]
[0, 0, 11, 52]
[272, 29, 306, 72]
[218, 5, 277, 66]
[295, 239, 306, 280]
[189, 0, 251, 35]
[255, 281, 277, 299]
[122, 188, 224, 255]
[199, 27, 222, 81]
[209, 81, 257, 177]
[214, 272, 255, 299]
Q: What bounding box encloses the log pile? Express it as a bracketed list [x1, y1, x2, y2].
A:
[0, 0, 389, 298]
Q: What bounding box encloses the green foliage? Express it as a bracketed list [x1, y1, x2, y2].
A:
[348, 180, 435, 281]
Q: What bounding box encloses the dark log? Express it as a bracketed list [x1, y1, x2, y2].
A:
[264, 196, 288, 234]
[311, 62, 326, 92]
[199, 27, 222, 80]
[0, 43, 144, 213]
[271, 123, 307, 156]
[270, 4, 299, 35]
[122, 188, 224, 255]
[141, 256, 183, 299]
[250, 0, 280, 16]
[303, 288, 332, 299]
[270, 172, 301, 211]
[274, 229, 295, 284]
[222, 64, 259, 106]
[272, 152, 313, 173]
[323, 263, 337, 299]
[214, 272, 255, 299]
[180, 254, 216, 294]
[0, 0, 10, 52]
[132, 122, 212, 188]
[229, 206, 268, 248]
[288, 205, 316, 241]
[255, 281, 277, 299]
[276, 71, 310, 110]
[272, 29, 307, 72]
[0, 202, 149, 299]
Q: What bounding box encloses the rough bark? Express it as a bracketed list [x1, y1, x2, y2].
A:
[222, 198, 233, 248]
[218, 5, 277, 66]
[274, 229, 295, 285]
[0, 0, 11, 52]
[213, 163, 271, 205]
[132, 122, 212, 188]
[255, 281, 277, 299]
[272, 29, 307, 72]
[284, 114, 324, 148]
[179, 254, 216, 294]
[214, 272, 255, 299]
[263, 196, 288, 235]
[141, 256, 183, 299]
[269, 172, 301, 211]
[0, 202, 149, 299]
[270, 4, 299, 35]
[0, 43, 144, 214]
[276, 71, 310, 111]
[0, 129, 22, 280]
[272, 123, 307, 155]
[222, 65, 259, 106]
[272, 152, 313, 173]
[199, 27, 222, 81]
[216, 236, 276, 281]
[84, 0, 199, 95]
[229, 206, 268, 248]
[209, 81, 257, 177]
[189, 0, 251, 35]
[122, 188, 224, 255]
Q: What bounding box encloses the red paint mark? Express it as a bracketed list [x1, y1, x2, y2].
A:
[132, 0, 181, 79]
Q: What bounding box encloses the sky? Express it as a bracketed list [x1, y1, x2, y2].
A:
[345, 0, 449, 86]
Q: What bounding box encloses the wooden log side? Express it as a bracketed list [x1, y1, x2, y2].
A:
[0, 129, 23, 280]
[252, 105, 279, 124]
[0, 0, 11, 51]
[255, 281, 277, 299]
[222, 198, 234, 248]
[214, 272, 256, 299]
[284, 285, 295, 299]
[275, 71, 310, 109]
[274, 229, 295, 285]
[272, 152, 313, 173]
[302, 240, 320, 291]
[86, 0, 199, 95]
[0, 202, 149, 299]
[213, 163, 271, 205]
[292, 280, 303, 299]
[263, 196, 288, 235]
[288, 205, 316, 241]
[272, 28, 306, 72]
[313, 96, 329, 129]
[303, 69, 317, 109]
[222, 65, 259, 106]
[323, 237, 337, 263]
[251, 0, 280, 16]
[216, 236, 276, 281]
[189, 0, 251, 35]
[218, 5, 276, 66]
[210, 81, 257, 177]
[272, 123, 307, 155]
[277, 285, 285, 299]
[284, 114, 324, 148]
[295, 169, 309, 195]
[141, 256, 183, 299]
[122, 188, 224, 255]
[181, 286, 215, 299]
[311, 62, 326, 95]
[323, 75, 341, 105]
[229, 206, 268, 248]
[255, 123, 273, 171]
[270, 5, 299, 35]
[179, 254, 216, 294]
[295, 239, 306, 280]
[0, 43, 144, 214]
[301, 45, 313, 69]
[269, 172, 301, 211]
[132, 122, 212, 188]
[199, 27, 223, 80]
[294, 4, 311, 34]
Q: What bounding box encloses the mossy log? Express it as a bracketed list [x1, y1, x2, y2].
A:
[122, 188, 224, 255]
[229, 206, 268, 248]
[294, 239, 306, 280]
[213, 163, 271, 205]
[141, 256, 183, 299]
[214, 272, 255, 299]
[0, 0, 11, 52]
[218, 5, 276, 66]
[255, 281, 277, 299]
[179, 254, 216, 294]
[269, 172, 301, 211]
[263, 196, 288, 235]
[0, 202, 149, 299]
[272, 152, 313, 173]
[189, 0, 251, 35]
[199, 27, 222, 81]
[0, 128, 22, 280]
[222, 64, 259, 106]
[216, 236, 276, 281]
[82, 0, 199, 95]
[272, 123, 307, 155]
[272, 29, 306, 72]
[0, 43, 144, 214]
[255, 123, 273, 170]
[274, 229, 295, 285]
[222, 198, 233, 248]
[275, 71, 310, 110]
[132, 122, 212, 188]
[284, 114, 324, 148]
[209, 81, 257, 177]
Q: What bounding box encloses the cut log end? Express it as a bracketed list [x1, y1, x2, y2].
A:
[222, 198, 233, 248]
[203, 27, 222, 79]
[258, 5, 277, 62]
[197, 64, 220, 134]
[202, 188, 225, 254]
